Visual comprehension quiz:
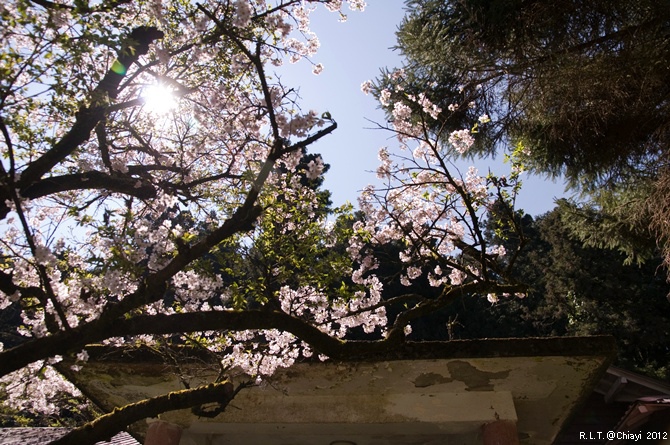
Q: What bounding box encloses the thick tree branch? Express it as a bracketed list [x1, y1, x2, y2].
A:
[14, 27, 164, 192]
[27, 0, 72, 10]
[21, 171, 157, 201]
[48, 381, 236, 445]
[0, 276, 527, 377]
[386, 281, 525, 344]
[281, 121, 338, 155]
[0, 269, 49, 307]
[0, 198, 259, 375]
[0, 96, 339, 375]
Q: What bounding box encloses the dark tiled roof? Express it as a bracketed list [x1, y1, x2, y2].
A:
[0, 428, 140, 445]
[594, 366, 670, 403]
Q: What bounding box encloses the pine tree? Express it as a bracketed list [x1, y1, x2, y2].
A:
[381, 0, 670, 276]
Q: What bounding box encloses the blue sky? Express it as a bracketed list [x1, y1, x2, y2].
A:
[276, 0, 569, 217]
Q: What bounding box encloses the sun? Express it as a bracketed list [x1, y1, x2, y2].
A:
[142, 83, 178, 115]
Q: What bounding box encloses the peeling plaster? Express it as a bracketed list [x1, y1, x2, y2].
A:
[66, 337, 616, 445]
[413, 372, 453, 388]
[447, 360, 510, 391]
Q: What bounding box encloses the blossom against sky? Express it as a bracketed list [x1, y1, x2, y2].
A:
[276, 0, 568, 217]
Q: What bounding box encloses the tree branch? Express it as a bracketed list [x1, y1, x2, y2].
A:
[48, 381, 236, 445]
[0, 274, 525, 377]
[21, 171, 157, 201]
[27, 0, 73, 10]
[15, 27, 164, 190]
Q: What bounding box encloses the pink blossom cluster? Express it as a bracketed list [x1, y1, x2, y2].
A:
[352, 70, 525, 300]
[0, 0, 524, 421]
[0, 358, 83, 416]
[0, 0, 372, 413]
[216, 281, 387, 380]
[449, 129, 476, 154]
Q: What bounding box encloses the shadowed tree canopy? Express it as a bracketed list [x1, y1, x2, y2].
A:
[483, 203, 670, 380]
[529, 205, 670, 380]
[385, 0, 670, 187]
[348, 195, 670, 380]
[377, 0, 670, 277]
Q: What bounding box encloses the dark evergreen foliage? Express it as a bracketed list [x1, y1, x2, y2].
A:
[369, 2, 670, 380]
[395, 203, 670, 380]
[383, 0, 670, 188]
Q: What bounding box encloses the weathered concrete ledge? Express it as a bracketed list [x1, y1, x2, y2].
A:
[67, 336, 617, 445]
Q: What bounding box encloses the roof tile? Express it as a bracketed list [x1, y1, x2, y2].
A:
[0, 428, 140, 445]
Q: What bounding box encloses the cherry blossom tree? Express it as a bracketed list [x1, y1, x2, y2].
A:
[0, 0, 526, 442]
